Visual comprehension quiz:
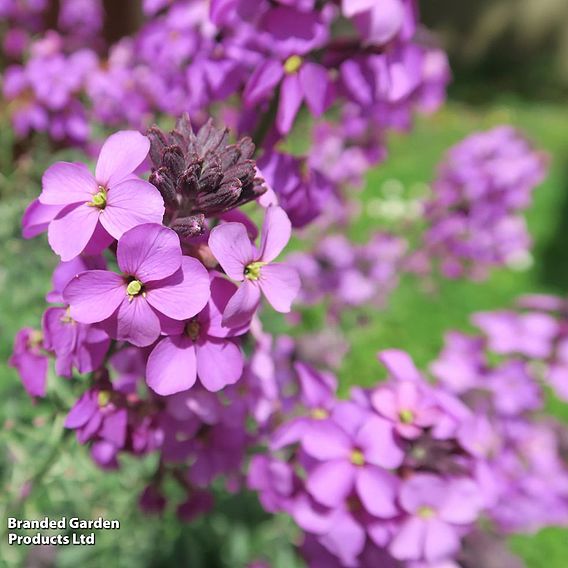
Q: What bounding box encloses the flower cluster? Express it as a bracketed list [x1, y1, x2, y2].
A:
[14, 122, 300, 402]
[249, 343, 568, 567]
[422, 126, 548, 279]
[4, 0, 449, 231]
[289, 233, 407, 318]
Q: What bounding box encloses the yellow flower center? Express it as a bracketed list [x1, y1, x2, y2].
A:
[185, 319, 201, 341]
[399, 409, 414, 424]
[418, 506, 436, 519]
[126, 279, 143, 297]
[350, 449, 365, 467]
[284, 55, 303, 74]
[311, 408, 329, 420]
[88, 186, 107, 209]
[244, 261, 266, 281]
[98, 391, 111, 407]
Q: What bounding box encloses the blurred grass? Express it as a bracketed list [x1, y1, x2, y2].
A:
[2, 98, 568, 566]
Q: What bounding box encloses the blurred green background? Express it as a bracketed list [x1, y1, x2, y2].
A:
[2, 1, 568, 566]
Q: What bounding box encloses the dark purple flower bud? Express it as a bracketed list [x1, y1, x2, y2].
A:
[170, 214, 206, 239]
[147, 114, 267, 219]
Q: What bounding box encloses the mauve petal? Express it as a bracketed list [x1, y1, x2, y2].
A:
[302, 420, 351, 460]
[371, 388, 399, 421]
[397, 380, 419, 408]
[100, 179, 165, 240]
[107, 297, 161, 347]
[63, 270, 125, 324]
[243, 59, 284, 106]
[424, 519, 460, 563]
[270, 418, 309, 450]
[389, 517, 426, 561]
[299, 62, 332, 117]
[209, 222, 254, 280]
[356, 467, 399, 518]
[147, 336, 197, 396]
[95, 131, 150, 186]
[258, 263, 300, 313]
[196, 338, 243, 391]
[439, 479, 484, 524]
[307, 459, 355, 507]
[378, 349, 422, 381]
[342, 0, 376, 18]
[222, 279, 261, 327]
[39, 161, 97, 205]
[100, 408, 128, 447]
[276, 73, 303, 135]
[352, 0, 405, 45]
[22, 199, 63, 239]
[117, 224, 181, 282]
[83, 221, 114, 256]
[295, 361, 337, 408]
[357, 416, 404, 468]
[259, 206, 292, 263]
[320, 511, 366, 567]
[292, 494, 337, 534]
[48, 203, 100, 261]
[76, 328, 111, 374]
[64, 391, 97, 429]
[146, 256, 210, 320]
[399, 474, 446, 513]
[204, 277, 246, 338]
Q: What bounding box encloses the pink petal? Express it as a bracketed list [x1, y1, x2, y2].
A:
[302, 420, 351, 460]
[39, 161, 97, 205]
[222, 279, 261, 327]
[196, 338, 243, 391]
[276, 73, 303, 135]
[356, 467, 399, 518]
[378, 349, 422, 381]
[63, 270, 125, 324]
[259, 206, 292, 263]
[100, 179, 165, 240]
[95, 131, 150, 187]
[371, 388, 400, 421]
[319, 511, 366, 566]
[203, 277, 246, 338]
[106, 297, 161, 347]
[145, 256, 210, 320]
[146, 336, 197, 395]
[342, 0, 376, 18]
[48, 203, 99, 261]
[22, 199, 63, 239]
[117, 223, 181, 282]
[258, 263, 300, 313]
[356, 415, 404, 469]
[208, 222, 255, 280]
[389, 517, 426, 561]
[424, 519, 460, 563]
[243, 58, 284, 105]
[299, 62, 332, 117]
[307, 459, 355, 507]
[439, 479, 484, 524]
[397, 380, 419, 409]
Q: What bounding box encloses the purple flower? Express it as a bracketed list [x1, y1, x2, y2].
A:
[39, 130, 165, 260]
[146, 276, 246, 396]
[389, 474, 484, 563]
[209, 206, 300, 326]
[9, 328, 49, 397]
[371, 380, 440, 439]
[42, 307, 110, 378]
[302, 411, 403, 517]
[63, 223, 210, 347]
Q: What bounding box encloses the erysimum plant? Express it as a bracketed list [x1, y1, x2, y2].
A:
[5, 2, 565, 568]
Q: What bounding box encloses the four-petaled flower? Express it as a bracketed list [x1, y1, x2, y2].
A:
[39, 131, 165, 261]
[147, 276, 248, 396]
[209, 206, 300, 327]
[63, 223, 210, 347]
